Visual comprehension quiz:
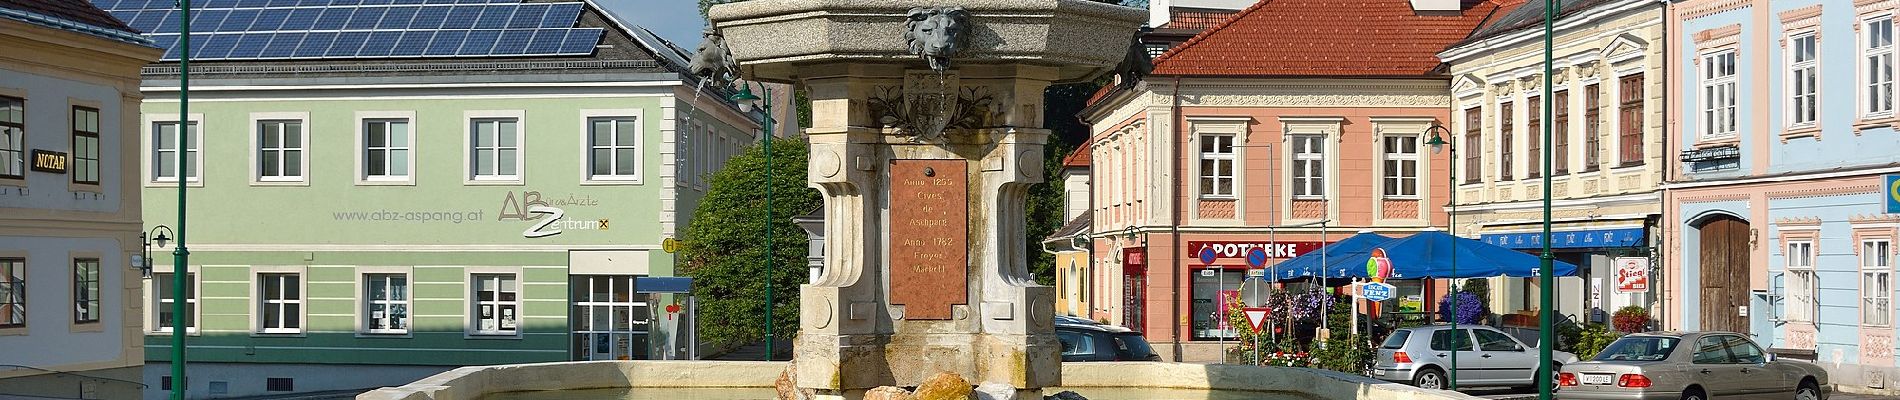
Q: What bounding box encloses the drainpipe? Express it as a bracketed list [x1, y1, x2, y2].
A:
[1170, 76, 1185, 361]
[1656, 0, 1672, 331]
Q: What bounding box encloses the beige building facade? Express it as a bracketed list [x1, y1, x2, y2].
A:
[1439, 0, 1667, 325]
[0, 1, 162, 397]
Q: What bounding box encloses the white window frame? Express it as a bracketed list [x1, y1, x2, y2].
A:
[463, 110, 525, 185]
[363, 273, 409, 335]
[1787, 32, 1819, 128]
[1863, 15, 1896, 119]
[250, 112, 309, 185]
[1197, 133, 1236, 199]
[1700, 50, 1739, 140]
[469, 272, 521, 337]
[148, 271, 198, 334]
[1785, 241, 1816, 323]
[1381, 135, 1420, 198]
[1865, 239, 1894, 327]
[1290, 134, 1327, 199]
[570, 275, 651, 361]
[254, 271, 304, 335]
[579, 109, 644, 184]
[144, 113, 204, 187]
[355, 111, 415, 186]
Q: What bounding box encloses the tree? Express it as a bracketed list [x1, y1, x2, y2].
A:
[679, 139, 823, 352]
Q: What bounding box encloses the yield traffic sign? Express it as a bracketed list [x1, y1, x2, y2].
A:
[1243, 307, 1270, 332]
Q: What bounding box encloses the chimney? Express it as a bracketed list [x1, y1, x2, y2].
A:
[1410, 0, 1460, 12]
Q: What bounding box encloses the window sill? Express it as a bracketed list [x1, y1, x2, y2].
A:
[0, 177, 26, 188]
[1692, 136, 1739, 149]
[68, 182, 103, 193]
[465, 333, 524, 340]
[1780, 125, 1821, 142]
[250, 179, 310, 187]
[252, 331, 306, 338]
[147, 329, 200, 336]
[356, 332, 413, 339]
[1614, 161, 1647, 170]
[70, 321, 104, 333]
[464, 178, 525, 186]
[357, 178, 416, 186]
[1853, 116, 1897, 133]
[580, 177, 645, 186]
[145, 180, 205, 188]
[1198, 196, 1237, 201]
[0, 326, 26, 336]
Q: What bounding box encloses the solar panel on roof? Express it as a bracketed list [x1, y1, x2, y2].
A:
[472, 5, 511, 29]
[91, 0, 596, 61]
[357, 30, 401, 57]
[234, 0, 267, 8]
[218, 9, 258, 31]
[196, 33, 240, 59]
[490, 29, 531, 55]
[343, 7, 384, 30]
[292, 31, 334, 57]
[224, 32, 271, 58]
[458, 29, 499, 54]
[325, 31, 368, 56]
[278, 8, 317, 30]
[261, 32, 302, 57]
[409, 5, 448, 30]
[264, 0, 297, 7]
[202, 0, 236, 9]
[377, 6, 418, 29]
[505, 4, 545, 29]
[192, 9, 229, 31]
[557, 28, 597, 53]
[311, 7, 349, 29]
[391, 31, 432, 56]
[439, 5, 478, 29]
[252, 8, 290, 31]
[540, 3, 578, 28]
[423, 29, 466, 55]
[359, 0, 392, 6]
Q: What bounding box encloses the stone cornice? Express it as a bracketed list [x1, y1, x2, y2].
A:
[1694, 24, 1744, 49]
[1766, 184, 1881, 200]
[1679, 193, 1749, 203]
[1678, 0, 1753, 21]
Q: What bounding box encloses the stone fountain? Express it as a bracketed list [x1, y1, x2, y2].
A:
[707, 1, 1144, 398]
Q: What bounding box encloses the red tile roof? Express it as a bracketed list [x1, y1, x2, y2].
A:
[1151, 0, 1523, 77]
[1062, 141, 1092, 168]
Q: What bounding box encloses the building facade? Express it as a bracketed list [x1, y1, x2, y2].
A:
[1440, 0, 1667, 325]
[1049, 144, 1093, 319]
[1081, 0, 1510, 362]
[105, 0, 758, 397]
[1664, 0, 1900, 392]
[0, 1, 162, 398]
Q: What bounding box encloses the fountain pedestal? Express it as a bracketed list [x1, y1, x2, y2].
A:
[708, 1, 1144, 397]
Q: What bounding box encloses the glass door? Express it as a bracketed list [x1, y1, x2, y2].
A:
[571, 275, 650, 361]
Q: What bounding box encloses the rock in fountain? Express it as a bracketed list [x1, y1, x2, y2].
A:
[707, 1, 1145, 399]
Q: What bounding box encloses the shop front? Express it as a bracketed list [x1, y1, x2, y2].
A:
[1477, 224, 1655, 324]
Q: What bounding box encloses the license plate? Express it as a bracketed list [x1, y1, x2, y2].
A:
[1581, 374, 1614, 385]
[1373, 369, 1386, 376]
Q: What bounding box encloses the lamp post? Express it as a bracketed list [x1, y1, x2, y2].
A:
[1425, 123, 1458, 390]
[171, 0, 193, 397]
[1539, 1, 1558, 398]
[730, 83, 776, 360]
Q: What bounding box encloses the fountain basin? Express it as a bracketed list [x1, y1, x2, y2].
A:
[357, 361, 1483, 400]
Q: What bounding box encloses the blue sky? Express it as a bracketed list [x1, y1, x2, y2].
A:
[597, 0, 706, 47]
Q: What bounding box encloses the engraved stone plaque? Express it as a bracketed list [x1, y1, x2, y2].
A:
[889, 159, 968, 320]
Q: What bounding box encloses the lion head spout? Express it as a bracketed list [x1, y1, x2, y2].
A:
[904, 7, 970, 72]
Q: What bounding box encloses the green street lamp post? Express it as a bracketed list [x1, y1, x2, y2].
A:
[172, 0, 193, 397]
[1425, 123, 1458, 390]
[730, 83, 775, 361]
[1539, 0, 1558, 398]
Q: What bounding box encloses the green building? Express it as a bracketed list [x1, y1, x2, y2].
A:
[101, 0, 760, 397]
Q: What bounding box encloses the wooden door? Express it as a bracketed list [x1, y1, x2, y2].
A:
[1698, 217, 1751, 333]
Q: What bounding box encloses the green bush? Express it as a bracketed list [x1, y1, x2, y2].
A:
[679, 140, 824, 351]
[1555, 321, 1622, 360]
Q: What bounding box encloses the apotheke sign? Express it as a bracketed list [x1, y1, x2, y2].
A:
[1184, 241, 1325, 260]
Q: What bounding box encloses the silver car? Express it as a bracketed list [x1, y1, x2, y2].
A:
[1374, 324, 1580, 390]
[1557, 331, 1830, 400]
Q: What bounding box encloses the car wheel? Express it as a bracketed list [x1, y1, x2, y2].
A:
[1681, 387, 1706, 400]
[1796, 381, 1821, 400]
[1413, 367, 1446, 390]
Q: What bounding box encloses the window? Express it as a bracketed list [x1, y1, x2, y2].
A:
[469, 118, 520, 180]
[365, 274, 408, 334]
[152, 121, 199, 182]
[472, 274, 518, 335]
[257, 120, 304, 181]
[1190, 268, 1244, 339]
[1789, 33, 1819, 127]
[1584, 84, 1601, 171]
[1058, 330, 1095, 356]
[1702, 51, 1739, 139]
[1198, 134, 1235, 198]
[363, 119, 410, 180]
[153, 272, 195, 332]
[1527, 97, 1541, 178]
[258, 273, 301, 333]
[1463, 107, 1481, 184]
[1553, 92, 1569, 175]
[1865, 16, 1895, 118]
[1429, 329, 1472, 351]
[588, 117, 640, 181]
[1499, 102, 1514, 181]
[1474, 329, 1522, 352]
[1865, 239, 1893, 326]
[1691, 336, 1732, 364]
[1381, 135, 1418, 197]
[1619, 74, 1645, 165]
[74, 259, 100, 324]
[0, 259, 21, 328]
[571, 275, 650, 360]
[72, 107, 100, 184]
[1786, 241, 1816, 323]
[1290, 134, 1325, 198]
[1723, 335, 1765, 364]
[266, 378, 293, 392]
[1, 97, 22, 179]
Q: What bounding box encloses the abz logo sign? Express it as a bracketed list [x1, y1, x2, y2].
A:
[498, 191, 608, 238]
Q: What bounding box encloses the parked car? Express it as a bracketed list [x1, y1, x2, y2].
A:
[1557, 331, 1829, 400]
[1055, 321, 1160, 362]
[1373, 324, 1580, 390]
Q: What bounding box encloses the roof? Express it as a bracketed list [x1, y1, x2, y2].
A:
[1150, 0, 1521, 77]
[1047, 213, 1093, 242]
[1062, 141, 1092, 168]
[1, 0, 152, 45]
[1449, 0, 1612, 49]
[96, 0, 615, 62]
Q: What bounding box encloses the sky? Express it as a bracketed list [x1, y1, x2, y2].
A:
[598, 0, 707, 47]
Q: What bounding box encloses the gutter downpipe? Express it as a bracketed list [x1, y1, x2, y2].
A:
[1171, 75, 1185, 362]
[1656, 0, 1671, 332]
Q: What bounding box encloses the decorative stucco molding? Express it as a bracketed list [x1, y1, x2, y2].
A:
[1766, 185, 1881, 200]
[1181, 92, 1450, 108]
[1780, 5, 1825, 31]
[1693, 24, 1743, 50]
[1678, 0, 1752, 21]
[1775, 216, 1824, 227]
[1679, 193, 1749, 203]
[1857, 0, 1898, 15]
[1850, 214, 1900, 224]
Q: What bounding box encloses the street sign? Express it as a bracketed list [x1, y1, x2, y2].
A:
[1243, 307, 1270, 332]
[1360, 282, 1396, 302]
[1246, 248, 1268, 268]
[1198, 247, 1218, 265]
[662, 237, 681, 253]
[1238, 278, 1272, 307]
[1614, 257, 1649, 293]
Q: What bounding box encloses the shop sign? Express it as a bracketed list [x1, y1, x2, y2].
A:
[1886, 174, 1900, 214]
[30, 150, 66, 173]
[1184, 241, 1326, 259]
[1614, 257, 1649, 293]
[1679, 145, 1740, 162]
[1122, 247, 1146, 275]
[1481, 227, 1644, 249]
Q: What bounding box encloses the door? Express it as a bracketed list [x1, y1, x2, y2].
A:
[571, 275, 650, 361]
[1471, 328, 1536, 384]
[1720, 335, 1782, 397]
[1429, 328, 1481, 385]
[1689, 335, 1748, 398]
[1698, 216, 1751, 333]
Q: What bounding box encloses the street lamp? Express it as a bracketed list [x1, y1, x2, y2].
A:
[1424, 123, 1460, 390]
[138, 226, 176, 278]
[729, 82, 776, 360]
